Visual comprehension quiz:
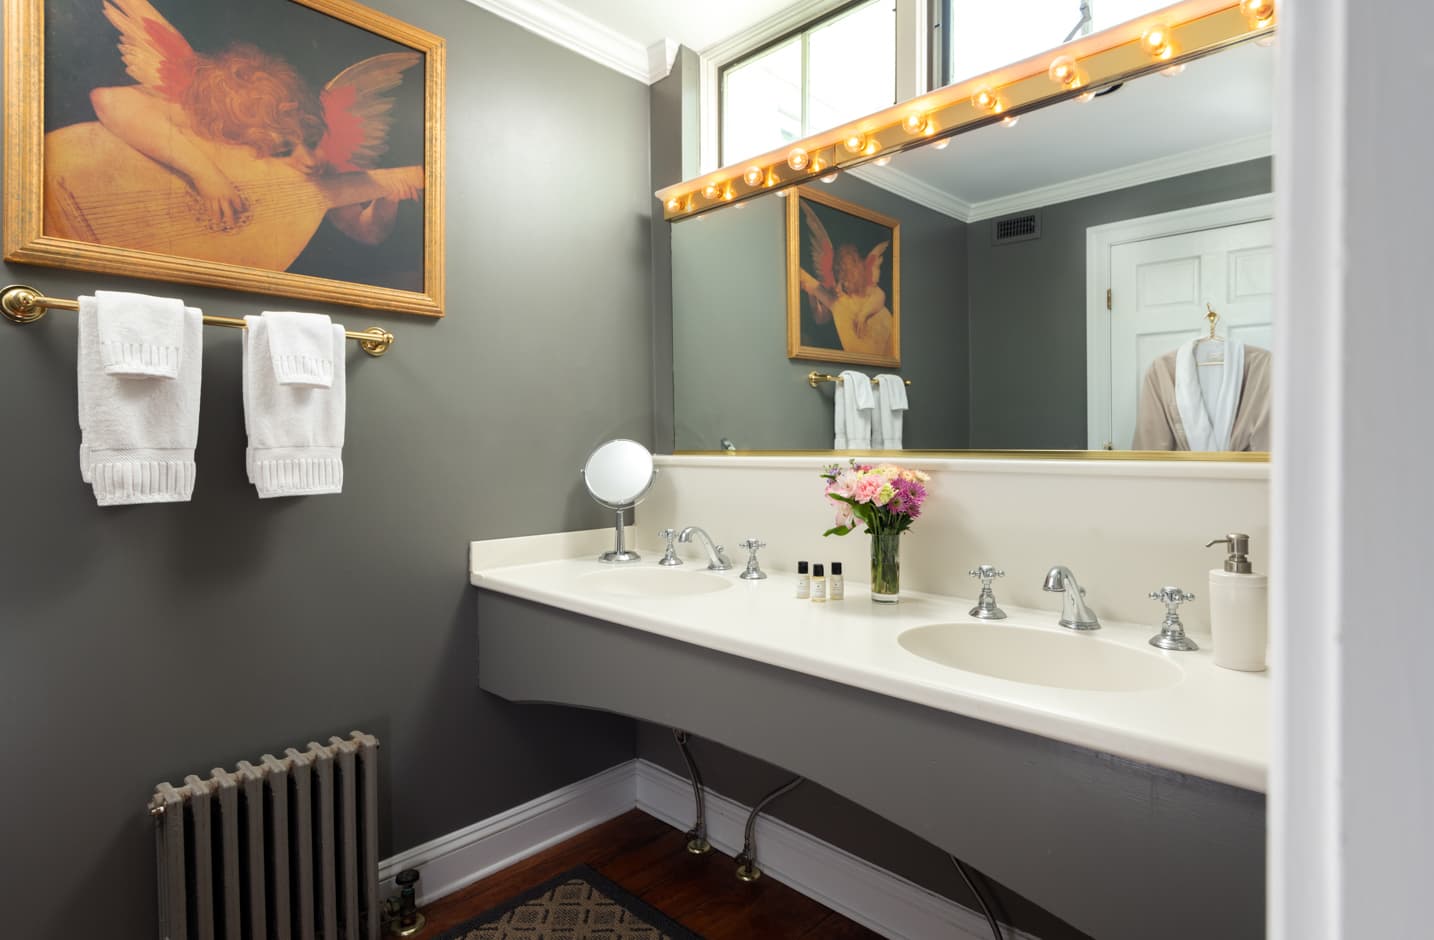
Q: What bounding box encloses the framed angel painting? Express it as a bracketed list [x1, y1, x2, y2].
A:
[786, 186, 900, 368]
[4, 0, 446, 316]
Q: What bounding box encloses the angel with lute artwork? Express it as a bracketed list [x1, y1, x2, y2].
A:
[43, 0, 424, 277]
[798, 201, 895, 359]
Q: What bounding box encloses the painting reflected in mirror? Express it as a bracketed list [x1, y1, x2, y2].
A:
[671, 37, 1274, 456]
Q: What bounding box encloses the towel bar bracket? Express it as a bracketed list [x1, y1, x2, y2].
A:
[2, 283, 395, 356]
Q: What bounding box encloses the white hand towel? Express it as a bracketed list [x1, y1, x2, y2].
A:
[77, 296, 202, 505]
[243, 315, 346, 497]
[874, 374, 909, 450]
[263, 311, 336, 388]
[834, 370, 874, 449]
[1174, 338, 1245, 451]
[94, 290, 186, 378]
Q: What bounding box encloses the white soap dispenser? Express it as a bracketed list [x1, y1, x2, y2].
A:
[1205, 533, 1268, 672]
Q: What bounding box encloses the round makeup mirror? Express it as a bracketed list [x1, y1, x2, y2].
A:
[581, 439, 656, 563]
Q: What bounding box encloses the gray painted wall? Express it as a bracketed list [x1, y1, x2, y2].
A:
[671, 175, 970, 451]
[967, 157, 1273, 449]
[0, 2, 649, 935]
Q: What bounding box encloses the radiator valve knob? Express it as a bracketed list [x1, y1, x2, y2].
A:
[387, 869, 426, 937]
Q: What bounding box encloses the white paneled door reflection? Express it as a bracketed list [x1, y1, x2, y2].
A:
[1107, 220, 1275, 450]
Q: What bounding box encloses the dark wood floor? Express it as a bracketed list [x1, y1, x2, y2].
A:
[416, 809, 885, 938]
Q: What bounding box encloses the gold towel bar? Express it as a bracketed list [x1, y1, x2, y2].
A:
[1, 283, 394, 357]
[807, 370, 911, 388]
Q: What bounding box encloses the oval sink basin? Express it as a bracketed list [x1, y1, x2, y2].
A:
[580, 567, 734, 598]
[898, 622, 1182, 692]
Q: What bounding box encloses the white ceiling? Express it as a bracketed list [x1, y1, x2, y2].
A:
[565, 0, 802, 52]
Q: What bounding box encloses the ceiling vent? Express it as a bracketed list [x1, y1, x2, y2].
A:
[991, 211, 1041, 245]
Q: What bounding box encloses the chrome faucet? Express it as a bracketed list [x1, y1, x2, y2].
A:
[1042, 566, 1101, 630]
[678, 526, 732, 571]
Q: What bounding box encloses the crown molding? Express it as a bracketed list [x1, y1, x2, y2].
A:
[846, 164, 975, 221]
[846, 132, 1272, 224]
[461, 0, 660, 83]
[964, 132, 1274, 221]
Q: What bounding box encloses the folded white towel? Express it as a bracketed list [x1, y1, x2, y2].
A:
[873, 374, 909, 450]
[263, 311, 335, 388]
[243, 315, 345, 497]
[94, 290, 187, 378]
[77, 296, 202, 505]
[834, 370, 874, 449]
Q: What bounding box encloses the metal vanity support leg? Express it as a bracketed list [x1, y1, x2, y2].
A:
[734, 776, 805, 883]
[671, 729, 712, 855]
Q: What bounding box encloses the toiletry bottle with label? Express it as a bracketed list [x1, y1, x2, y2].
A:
[829, 562, 844, 600]
[1205, 533, 1268, 671]
[811, 564, 827, 603]
[796, 562, 810, 599]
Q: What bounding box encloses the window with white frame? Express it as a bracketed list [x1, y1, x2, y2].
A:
[942, 0, 1174, 84]
[720, 0, 897, 167]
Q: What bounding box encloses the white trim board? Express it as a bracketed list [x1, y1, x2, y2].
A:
[845, 133, 1272, 224]
[1083, 193, 1275, 450]
[459, 0, 662, 84]
[379, 758, 1033, 939]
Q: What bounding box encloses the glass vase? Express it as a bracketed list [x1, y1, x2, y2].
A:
[869, 529, 901, 603]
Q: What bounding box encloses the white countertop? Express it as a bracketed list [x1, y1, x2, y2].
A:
[470, 548, 1268, 793]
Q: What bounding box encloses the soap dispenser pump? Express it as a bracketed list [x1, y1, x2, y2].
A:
[1205, 533, 1268, 672]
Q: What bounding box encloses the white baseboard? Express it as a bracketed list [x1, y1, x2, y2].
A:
[377, 760, 635, 904]
[379, 758, 1036, 940]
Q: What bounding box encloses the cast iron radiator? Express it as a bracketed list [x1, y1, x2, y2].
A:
[149, 731, 381, 940]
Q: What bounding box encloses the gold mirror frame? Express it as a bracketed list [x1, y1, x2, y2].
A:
[661, 0, 1276, 463]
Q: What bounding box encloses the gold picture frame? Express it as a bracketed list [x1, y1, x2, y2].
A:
[4, 0, 446, 317]
[786, 186, 901, 368]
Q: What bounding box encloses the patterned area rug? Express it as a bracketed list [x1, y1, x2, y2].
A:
[437, 865, 704, 940]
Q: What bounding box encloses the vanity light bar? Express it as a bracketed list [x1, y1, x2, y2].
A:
[656, 0, 1274, 221]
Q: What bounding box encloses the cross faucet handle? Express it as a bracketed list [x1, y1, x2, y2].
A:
[968, 564, 1007, 620]
[1148, 586, 1198, 651]
[1149, 586, 1196, 612]
[737, 539, 767, 580]
[658, 528, 683, 566]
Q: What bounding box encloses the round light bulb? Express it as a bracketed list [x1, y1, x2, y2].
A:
[787, 148, 809, 171]
[931, 138, 951, 151]
[873, 154, 893, 167]
[1141, 25, 1174, 60]
[743, 166, 764, 187]
[703, 182, 723, 200]
[843, 133, 867, 155]
[665, 197, 681, 212]
[1048, 55, 1084, 89]
[902, 112, 928, 135]
[1240, 0, 1275, 28]
[971, 89, 1003, 114]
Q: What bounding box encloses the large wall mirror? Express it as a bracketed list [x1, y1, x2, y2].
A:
[667, 2, 1274, 458]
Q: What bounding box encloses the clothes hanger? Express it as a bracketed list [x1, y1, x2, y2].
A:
[1195, 303, 1226, 366]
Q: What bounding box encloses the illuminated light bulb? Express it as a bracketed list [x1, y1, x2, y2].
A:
[1001, 115, 1020, 128]
[1240, 0, 1275, 28]
[842, 133, 868, 155]
[873, 154, 893, 167]
[743, 166, 764, 187]
[1076, 90, 1096, 103]
[922, 118, 941, 138]
[1160, 63, 1186, 77]
[703, 181, 723, 200]
[902, 112, 929, 135]
[665, 196, 681, 212]
[971, 88, 1005, 114]
[787, 147, 810, 171]
[721, 183, 736, 201]
[931, 138, 951, 150]
[1141, 25, 1175, 60]
[1048, 55, 1085, 89]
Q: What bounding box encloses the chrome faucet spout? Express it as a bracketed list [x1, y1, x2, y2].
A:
[1042, 566, 1101, 630]
[678, 526, 733, 571]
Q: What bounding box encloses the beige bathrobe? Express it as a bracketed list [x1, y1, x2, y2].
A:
[1132, 345, 1272, 452]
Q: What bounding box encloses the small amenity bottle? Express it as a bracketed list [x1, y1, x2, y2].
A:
[829, 562, 844, 600]
[796, 561, 810, 599]
[811, 564, 827, 603]
[1205, 533, 1268, 671]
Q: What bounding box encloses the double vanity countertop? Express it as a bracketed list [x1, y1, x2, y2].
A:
[470, 539, 1268, 793]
